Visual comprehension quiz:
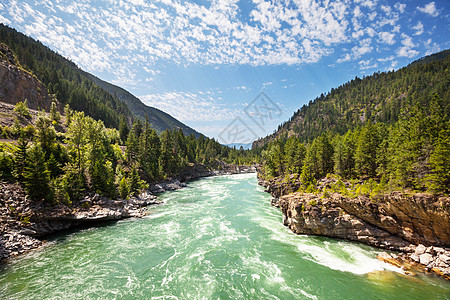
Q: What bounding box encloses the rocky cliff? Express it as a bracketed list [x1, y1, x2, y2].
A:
[259, 174, 450, 279]
[0, 43, 52, 110]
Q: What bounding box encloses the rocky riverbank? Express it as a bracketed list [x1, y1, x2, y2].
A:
[0, 181, 160, 261]
[258, 174, 450, 280]
[0, 163, 256, 262]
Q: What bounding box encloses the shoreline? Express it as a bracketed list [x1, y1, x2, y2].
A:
[0, 164, 257, 263]
[257, 172, 450, 280]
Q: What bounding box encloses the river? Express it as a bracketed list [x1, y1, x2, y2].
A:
[0, 173, 449, 299]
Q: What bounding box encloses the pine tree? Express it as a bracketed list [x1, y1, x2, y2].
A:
[119, 115, 129, 145]
[333, 131, 355, 178]
[355, 123, 381, 178]
[126, 122, 140, 162]
[64, 104, 72, 126]
[35, 112, 56, 158]
[66, 111, 87, 174]
[119, 176, 129, 199]
[426, 130, 450, 193]
[23, 146, 52, 201]
[50, 101, 60, 123]
[14, 135, 28, 180]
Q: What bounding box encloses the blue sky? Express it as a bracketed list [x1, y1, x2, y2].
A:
[1, 0, 449, 143]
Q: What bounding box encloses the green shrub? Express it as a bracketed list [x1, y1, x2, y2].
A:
[309, 199, 318, 206]
[13, 101, 31, 119]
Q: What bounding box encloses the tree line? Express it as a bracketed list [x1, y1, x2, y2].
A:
[262, 94, 449, 194]
[0, 102, 259, 204]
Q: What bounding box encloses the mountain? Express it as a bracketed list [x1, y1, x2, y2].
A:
[83, 72, 200, 137]
[224, 143, 252, 150]
[253, 49, 450, 149]
[0, 43, 52, 111]
[0, 24, 199, 136]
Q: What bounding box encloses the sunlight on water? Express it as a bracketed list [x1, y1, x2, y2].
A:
[0, 173, 449, 299]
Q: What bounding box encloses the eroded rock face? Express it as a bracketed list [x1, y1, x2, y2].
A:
[266, 178, 450, 279]
[0, 43, 52, 110]
[0, 181, 161, 261]
[277, 191, 450, 249]
[334, 193, 450, 247]
[278, 193, 411, 251]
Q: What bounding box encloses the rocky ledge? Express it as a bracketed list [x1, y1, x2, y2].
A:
[259, 175, 450, 279]
[0, 182, 160, 262]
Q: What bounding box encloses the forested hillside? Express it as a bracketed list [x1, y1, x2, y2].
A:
[83, 72, 200, 136]
[0, 100, 259, 203]
[0, 24, 198, 135]
[254, 49, 450, 148]
[259, 51, 449, 194]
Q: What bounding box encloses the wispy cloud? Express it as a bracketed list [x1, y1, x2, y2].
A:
[412, 21, 424, 35]
[2, 0, 445, 83]
[140, 91, 238, 122]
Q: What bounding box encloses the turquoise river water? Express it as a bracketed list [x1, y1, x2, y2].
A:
[1, 173, 449, 299]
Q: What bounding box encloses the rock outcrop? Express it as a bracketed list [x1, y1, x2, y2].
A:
[259, 174, 301, 199]
[278, 193, 412, 251]
[0, 181, 160, 261]
[334, 193, 450, 248]
[259, 174, 450, 279]
[0, 43, 52, 110]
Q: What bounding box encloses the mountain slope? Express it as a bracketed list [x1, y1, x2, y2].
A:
[0, 24, 132, 129]
[0, 24, 199, 136]
[253, 49, 450, 148]
[0, 43, 52, 111]
[83, 72, 200, 136]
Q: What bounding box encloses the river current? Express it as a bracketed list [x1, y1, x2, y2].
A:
[1, 173, 449, 299]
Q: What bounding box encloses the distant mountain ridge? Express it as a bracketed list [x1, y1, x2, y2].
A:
[0, 24, 200, 136]
[224, 143, 252, 150]
[253, 49, 450, 148]
[83, 72, 200, 137]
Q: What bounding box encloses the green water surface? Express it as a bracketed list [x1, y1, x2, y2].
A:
[1, 173, 449, 299]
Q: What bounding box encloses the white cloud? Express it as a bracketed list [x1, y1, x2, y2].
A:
[379, 31, 395, 45]
[140, 91, 237, 122]
[394, 3, 406, 13]
[2, 0, 442, 83]
[359, 59, 378, 70]
[424, 38, 440, 55]
[377, 55, 395, 62]
[412, 21, 424, 35]
[397, 34, 418, 58]
[262, 81, 273, 89]
[386, 60, 398, 71]
[417, 2, 439, 17]
[0, 15, 10, 24]
[337, 53, 351, 63]
[352, 38, 372, 58]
